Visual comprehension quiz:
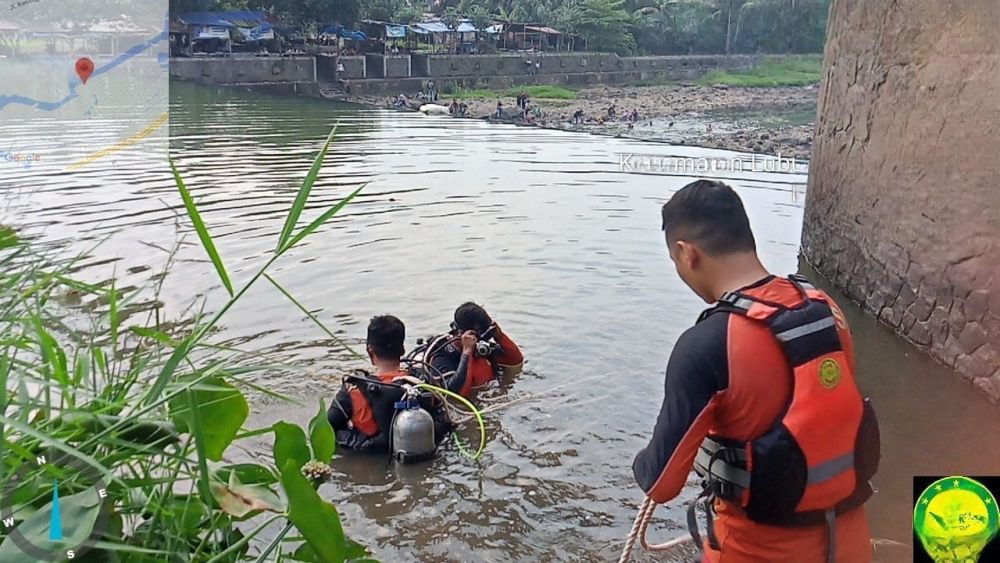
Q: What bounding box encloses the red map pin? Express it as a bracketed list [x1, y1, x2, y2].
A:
[75, 57, 95, 84]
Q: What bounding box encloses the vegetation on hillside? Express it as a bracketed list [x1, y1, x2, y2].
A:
[169, 0, 832, 57]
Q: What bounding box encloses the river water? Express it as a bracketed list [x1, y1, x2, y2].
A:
[5, 82, 999, 562]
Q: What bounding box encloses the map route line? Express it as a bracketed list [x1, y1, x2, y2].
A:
[0, 23, 168, 113]
[67, 112, 168, 171]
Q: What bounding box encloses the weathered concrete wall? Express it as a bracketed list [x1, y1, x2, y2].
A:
[338, 56, 366, 79]
[803, 0, 1000, 399]
[169, 57, 316, 84]
[385, 56, 410, 78]
[172, 52, 788, 87]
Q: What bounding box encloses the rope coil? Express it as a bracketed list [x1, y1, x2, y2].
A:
[619, 497, 694, 563]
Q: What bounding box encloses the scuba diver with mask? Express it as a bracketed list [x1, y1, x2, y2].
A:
[327, 315, 453, 460]
[418, 302, 524, 398]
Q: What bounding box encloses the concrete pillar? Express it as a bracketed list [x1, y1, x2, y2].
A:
[803, 0, 1000, 398]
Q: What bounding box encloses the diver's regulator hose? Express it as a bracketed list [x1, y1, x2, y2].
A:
[416, 383, 486, 461]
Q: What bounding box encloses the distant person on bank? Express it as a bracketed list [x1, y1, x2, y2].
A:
[632, 180, 880, 562]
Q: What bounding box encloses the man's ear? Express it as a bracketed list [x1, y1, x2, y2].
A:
[675, 240, 699, 269]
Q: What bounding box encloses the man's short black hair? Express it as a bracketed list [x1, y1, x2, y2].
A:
[661, 180, 756, 255]
[367, 315, 405, 360]
[454, 302, 493, 334]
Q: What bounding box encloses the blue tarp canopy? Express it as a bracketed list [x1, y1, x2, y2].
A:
[456, 22, 478, 33]
[179, 11, 269, 28]
[320, 24, 367, 41]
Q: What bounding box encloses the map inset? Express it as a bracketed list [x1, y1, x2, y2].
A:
[0, 0, 167, 174]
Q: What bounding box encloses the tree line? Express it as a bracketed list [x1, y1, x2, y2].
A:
[169, 0, 832, 56]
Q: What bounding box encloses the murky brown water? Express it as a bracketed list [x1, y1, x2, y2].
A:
[4, 82, 998, 562]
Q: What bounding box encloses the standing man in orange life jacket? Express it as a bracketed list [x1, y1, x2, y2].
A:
[632, 180, 880, 562]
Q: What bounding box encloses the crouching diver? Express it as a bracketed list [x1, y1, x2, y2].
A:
[424, 302, 523, 398]
[327, 315, 452, 460]
[632, 181, 880, 562]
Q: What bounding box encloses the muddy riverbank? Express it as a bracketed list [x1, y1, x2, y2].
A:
[347, 83, 818, 160]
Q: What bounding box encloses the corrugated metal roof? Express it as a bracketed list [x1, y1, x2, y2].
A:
[414, 21, 451, 33]
[525, 25, 562, 35]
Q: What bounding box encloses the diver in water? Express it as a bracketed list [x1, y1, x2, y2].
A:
[425, 302, 524, 398]
[327, 315, 452, 453]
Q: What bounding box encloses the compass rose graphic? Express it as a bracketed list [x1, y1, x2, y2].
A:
[1, 451, 111, 561]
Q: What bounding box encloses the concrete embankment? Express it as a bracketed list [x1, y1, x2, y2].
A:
[169, 52, 802, 96]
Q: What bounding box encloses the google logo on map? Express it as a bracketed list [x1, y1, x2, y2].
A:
[2, 152, 42, 163]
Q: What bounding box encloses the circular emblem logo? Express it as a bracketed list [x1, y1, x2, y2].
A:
[914, 477, 1000, 562]
[819, 358, 841, 389]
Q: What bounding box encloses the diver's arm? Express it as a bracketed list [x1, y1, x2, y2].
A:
[494, 326, 523, 367]
[327, 386, 353, 431]
[445, 353, 471, 394]
[632, 313, 729, 503]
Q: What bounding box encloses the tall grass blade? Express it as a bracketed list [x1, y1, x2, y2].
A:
[281, 184, 366, 254]
[169, 159, 234, 296]
[276, 124, 339, 253]
[263, 273, 363, 360]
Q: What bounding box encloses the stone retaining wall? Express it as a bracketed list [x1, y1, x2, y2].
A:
[803, 0, 1000, 399]
[169, 56, 316, 84]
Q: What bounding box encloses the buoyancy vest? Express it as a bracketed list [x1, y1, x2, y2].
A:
[345, 371, 454, 444]
[346, 371, 408, 438]
[692, 275, 881, 534]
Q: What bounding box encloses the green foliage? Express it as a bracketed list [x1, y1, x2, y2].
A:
[168, 377, 249, 461]
[0, 126, 373, 561]
[567, 0, 636, 54]
[309, 400, 336, 462]
[697, 56, 822, 87]
[273, 422, 312, 471]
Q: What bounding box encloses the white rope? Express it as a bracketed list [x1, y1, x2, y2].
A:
[618, 497, 694, 563]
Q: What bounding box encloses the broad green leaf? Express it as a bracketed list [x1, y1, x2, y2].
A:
[214, 463, 278, 486]
[277, 124, 339, 253]
[0, 488, 104, 563]
[308, 399, 335, 461]
[279, 459, 347, 563]
[272, 422, 310, 472]
[169, 378, 248, 461]
[170, 158, 234, 296]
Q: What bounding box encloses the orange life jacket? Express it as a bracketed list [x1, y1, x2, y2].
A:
[347, 370, 409, 437]
[691, 275, 880, 542]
